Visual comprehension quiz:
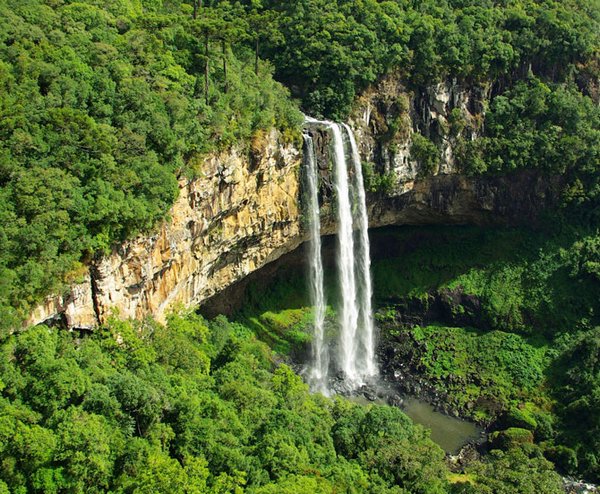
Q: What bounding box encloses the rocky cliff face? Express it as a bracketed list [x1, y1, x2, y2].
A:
[27, 77, 559, 330]
[350, 75, 488, 194]
[27, 130, 303, 328]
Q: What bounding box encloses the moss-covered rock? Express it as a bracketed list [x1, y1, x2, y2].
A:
[490, 428, 534, 450]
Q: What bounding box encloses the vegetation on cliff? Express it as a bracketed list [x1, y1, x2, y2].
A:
[263, 0, 599, 220]
[259, 0, 598, 119]
[457, 79, 600, 220]
[1, 0, 598, 331]
[371, 226, 600, 481]
[0, 0, 301, 331]
[0, 310, 569, 493]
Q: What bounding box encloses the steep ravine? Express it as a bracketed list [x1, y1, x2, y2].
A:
[27, 78, 560, 330]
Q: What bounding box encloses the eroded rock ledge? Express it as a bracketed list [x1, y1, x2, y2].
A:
[27, 129, 303, 329]
[27, 78, 560, 330]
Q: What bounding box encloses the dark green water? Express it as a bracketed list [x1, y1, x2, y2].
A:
[350, 395, 482, 453]
[402, 398, 482, 453]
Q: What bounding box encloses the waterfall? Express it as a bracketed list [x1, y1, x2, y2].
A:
[303, 117, 377, 392]
[303, 134, 329, 394]
[330, 123, 361, 385]
[344, 124, 377, 378]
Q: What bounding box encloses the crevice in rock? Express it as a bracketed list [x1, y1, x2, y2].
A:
[89, 264, 102, 327]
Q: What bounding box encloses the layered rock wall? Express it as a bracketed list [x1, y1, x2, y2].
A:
[27, 130, 303, 328]
[27, 77, 559, 329]
[350, 76, 488, 195]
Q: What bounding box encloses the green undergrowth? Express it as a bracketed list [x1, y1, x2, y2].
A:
[371, 225, 600, 480]
[383, 324, 552, 425]
[373, 227, 537, 299]
[232, 262, 340, 356]
[244, 308, 314, 355]
[0, 312, 458, 494]
[372, 225, 599, 336]
[232, 271, 315, 355]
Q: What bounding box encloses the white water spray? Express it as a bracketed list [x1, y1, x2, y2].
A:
[303, 133, 329, 394]
[329, 123, 361, 384]
[344, 124, 377, 378]
[303, 118, 377, 391]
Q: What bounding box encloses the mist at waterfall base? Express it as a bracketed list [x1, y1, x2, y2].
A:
[302, 118, 377, 395]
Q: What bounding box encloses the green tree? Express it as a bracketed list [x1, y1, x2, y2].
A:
[411, 133, 440, 176]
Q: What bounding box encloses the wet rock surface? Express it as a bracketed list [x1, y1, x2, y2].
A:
[563, 478, 599, 494]
[446, 442, 483, 472]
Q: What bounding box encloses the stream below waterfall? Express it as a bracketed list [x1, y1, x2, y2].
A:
[349, 391, 482, 454]
[402, 398, 482, 453]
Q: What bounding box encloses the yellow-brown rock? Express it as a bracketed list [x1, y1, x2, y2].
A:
[92, 129, 302, 325]
[28, 129, 303, 328]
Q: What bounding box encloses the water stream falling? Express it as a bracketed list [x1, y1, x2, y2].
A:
[303, 118, 377, 393]
[344, 124, 377, 379]
[329, 123, 361, 385]
[303, 134, 328, 394]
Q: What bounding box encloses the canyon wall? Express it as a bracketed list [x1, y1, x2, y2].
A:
[27, 78, 559, 330]
[350, 76, 488, 194]
[27, 130, 304, 328]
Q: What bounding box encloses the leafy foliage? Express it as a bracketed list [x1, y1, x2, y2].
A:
[0, 313, 451, 493]
[410, 134, 440, 177]
[386, 324, 549, 423]
[0, 0, 302, 333]
[372, 226, 600, 336]
[457, 79, 600, 222]
[370, 225, 600, 480]
[256, 0, 599, 119]
[460, 446, 564, 494]
[551, 326, 600, 480]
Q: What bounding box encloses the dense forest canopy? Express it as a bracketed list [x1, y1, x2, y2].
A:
[0, 312, 566, 493]
[0, 0, 598, 330]
[259, 0, 598, 118]
[0, 0, 600, 492]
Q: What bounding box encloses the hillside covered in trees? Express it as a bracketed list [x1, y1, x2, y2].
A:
[1, 0, 600, 492]
[0, 0, 598, 331]
[0, 313, 567, 493]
